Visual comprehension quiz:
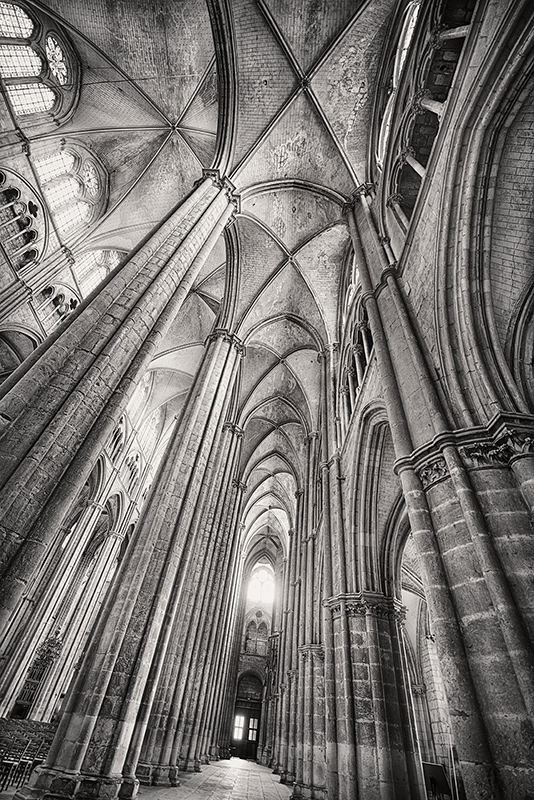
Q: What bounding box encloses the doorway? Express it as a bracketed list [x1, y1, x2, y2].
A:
[232, 704, 261, 759]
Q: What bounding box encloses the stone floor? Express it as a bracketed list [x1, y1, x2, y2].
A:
[138, 760, 292, 800]
[0, 760, 292, 800]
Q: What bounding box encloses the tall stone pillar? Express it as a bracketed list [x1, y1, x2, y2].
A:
[135, 422, 243, 783]
[285, 490, 305, 785]
[14, 324, 242, 800]
[149, 418, 244, 776]
[274, 522, 297, 779]
[0, 489, 106, 717]
[332, 594, 424, 800]
[0, 172, 237, 631]
[186, 440, 246, 768]
[205, 495, 247, 761]
[320, 344, 358, 800]
[293, 431, 326, 800]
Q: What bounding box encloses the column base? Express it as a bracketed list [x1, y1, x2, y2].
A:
[280, 771, 295, 785]
[178, 759, 202, 773]
[291, 782, 326, 799]
[135, 764, 181, 787]
[13, 767, 137, 800]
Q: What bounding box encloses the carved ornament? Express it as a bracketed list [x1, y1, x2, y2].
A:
[416, 456, 449, 489]
[460, 427, 534, 466]
[328, 594, 406, 623]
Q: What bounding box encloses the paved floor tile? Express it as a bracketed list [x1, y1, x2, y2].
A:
[0, 758, 291, 800]
[137, 760, 292, 800]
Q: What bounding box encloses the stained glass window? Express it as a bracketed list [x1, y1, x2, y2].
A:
[43, 175, 80, 210]
[0, 2, 33, 38]
[0, 3, 77, 120]
[35, 149, 106, 237]
[0, 45, 41, 78]
[82, 162, 99, 197]
[247, 566, 275, 606]
[45, 35, 68, 85]
[54, 200, 91, 232]
[34, 151, 75, 183]
[6, 83, 54, 115]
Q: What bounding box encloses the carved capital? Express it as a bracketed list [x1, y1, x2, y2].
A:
[430, 24, 447, 49]
[400, 146, 416, 165]
[416, 456, 450, 489]
[411, 89, 430, 114]
[328, 593, 406, 622]
[411, 683, 426, 696]
[386, 192, 403, 208]
[353, 182, 374, 199]
[460, 428, 534, 467]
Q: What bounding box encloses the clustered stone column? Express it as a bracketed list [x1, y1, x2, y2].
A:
[0, 172, 237, 631]
[345, 189, 534, 798]
[133, 376, 246, 785]
[1, 172, 240, 800]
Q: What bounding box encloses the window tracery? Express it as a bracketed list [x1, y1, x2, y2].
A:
[0, 168, 43, 270]
[109, 417, 126, 463]
[123, 452, 141, 494]
[247, 565, 275, 607]
[0, 2, 79, 120]
[34, 147, 107, 237]
[339, 303, 374, 432]
[34, 283, 79, 332]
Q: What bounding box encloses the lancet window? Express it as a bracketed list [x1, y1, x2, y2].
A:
[109, 417, 126, 463]
[339, 304, 373, 432]
[247, 565, 275, 608]
[123, 452, 141, 494]
[0, 2, 78, 120]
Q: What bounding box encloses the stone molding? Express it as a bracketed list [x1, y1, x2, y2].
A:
[201, 168, 241, 212]
[395, 413, 534, 477]
[223, 421, 244, 438]
[298, 644, 324, 662]
[386, 191, 404, 207]
[353, 182, 374, 199]
[411, 683, 426, 696]
[206, 327, 245, 355]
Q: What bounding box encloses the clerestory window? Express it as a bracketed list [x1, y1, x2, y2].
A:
[34, 147, 107, 237]
[73, 249, 124, 297]
[376, 1, 421, 169]
[0, 2, 79, 120]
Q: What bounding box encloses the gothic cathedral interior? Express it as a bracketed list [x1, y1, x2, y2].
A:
[0, 0, 533, 798]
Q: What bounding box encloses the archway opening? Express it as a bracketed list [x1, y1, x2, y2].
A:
[230, 562, 275, 760]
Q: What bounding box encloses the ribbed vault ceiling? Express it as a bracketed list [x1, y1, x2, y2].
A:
[28, 0, 397, 559]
